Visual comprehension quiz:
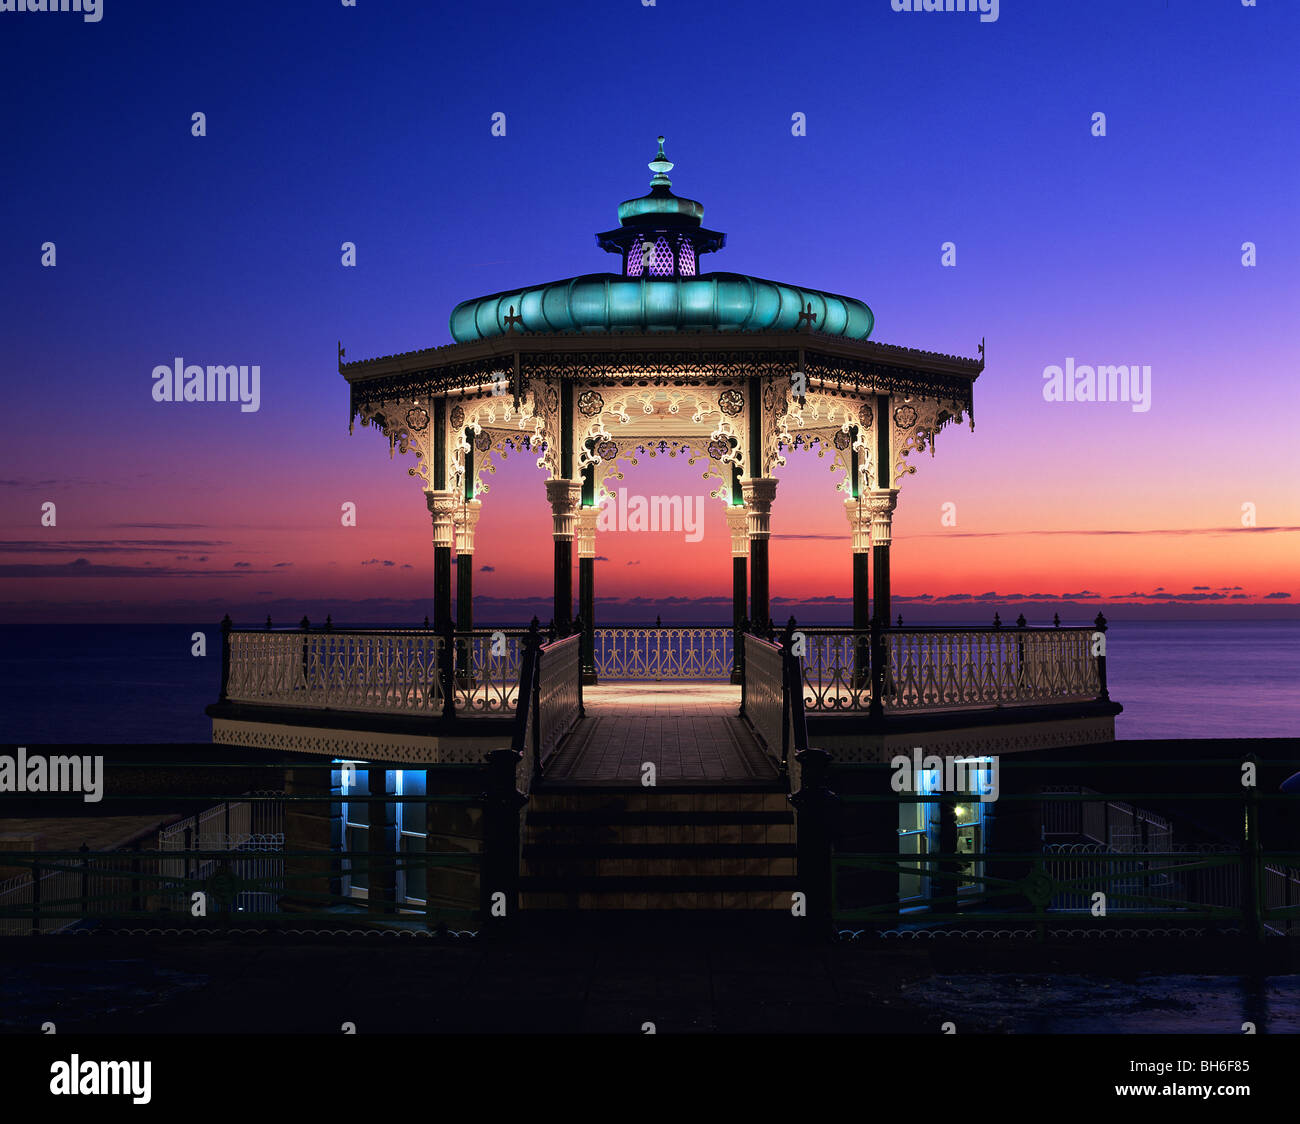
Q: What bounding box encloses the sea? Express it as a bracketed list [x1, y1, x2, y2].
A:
[0, 619, 1297, 745]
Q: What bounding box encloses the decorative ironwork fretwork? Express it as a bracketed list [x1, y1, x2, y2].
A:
[890, 395, 968, 486]
[718, 388, 744, 416]
[345, 340, 978, 432]
[797, 627, 1100, 713]
[405, 407, 429, 432]
[577, 389, 604, 416]
[762, 380, 788, 419]
[593, 627, 733, 681]
[450, 405, 465, 429]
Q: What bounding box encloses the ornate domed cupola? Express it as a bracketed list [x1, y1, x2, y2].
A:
[595, 137, 727, 278]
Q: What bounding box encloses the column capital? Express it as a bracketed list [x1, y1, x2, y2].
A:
[576, 506, 598, 558]
[844, 496, 871, 553]
[425, 489, 458, 549]
[545, 478, 582, 541]
[726, 505, 751, 557]
[454, 498, 483, 554]
[863, 489, 899, 545]
[740, 477, 778, 540]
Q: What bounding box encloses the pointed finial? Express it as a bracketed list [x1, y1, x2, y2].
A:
[648, 135, 673, 188]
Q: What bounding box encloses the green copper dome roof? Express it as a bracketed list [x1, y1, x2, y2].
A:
[447, 137, 874, 343]
[450, 274, 874, 340]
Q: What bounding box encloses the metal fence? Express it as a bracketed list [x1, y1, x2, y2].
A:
[798, 623, 1103, 714]
[592, 626, 733, 680]
[826, 763, 1300, 938]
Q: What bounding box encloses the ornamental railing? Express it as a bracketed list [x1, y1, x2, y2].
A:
[220, 620, 533, 720]
[592, 625, 733, 681]
[799, 619, 1106, 714]
[452, 628, 528, 715]
[224, 626, 446, 714]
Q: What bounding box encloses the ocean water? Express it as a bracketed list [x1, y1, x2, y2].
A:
[0, 620, 1296, 744]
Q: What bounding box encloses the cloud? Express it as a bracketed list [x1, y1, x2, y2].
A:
[234, 562, 251, 568]
[594, 556, 610, 562]
[109, 522, 208, 530]
[1193, 585, 1210, 591]
[480, 564, 496, 572]
[1264, 592, 1292, 599]
[627, 560, 640, 566]
[361, 559, 396, 567]
[274, 562, 293, 568]
[0, 558, 257, 579]
[0, 539, 231, 555]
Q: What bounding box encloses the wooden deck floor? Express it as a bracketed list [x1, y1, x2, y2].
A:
[544, 684, 779, 787]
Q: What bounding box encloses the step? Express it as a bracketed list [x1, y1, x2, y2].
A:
[521, 846, 796, 880]
[525, 810, 793, 826]
[524, 821, 794, 849]
[519, 876, 800, 911]
[527, 791, 791, 815]
[523, 843, 796, 860]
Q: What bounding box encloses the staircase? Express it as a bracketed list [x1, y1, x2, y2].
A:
[519, 786, 798, 911]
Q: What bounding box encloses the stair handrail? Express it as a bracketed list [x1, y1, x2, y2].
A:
[780, 616, 810, 787]
[511, 619, 543, 784]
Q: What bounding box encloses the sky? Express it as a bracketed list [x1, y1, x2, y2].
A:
[0, 0, 1297, 624]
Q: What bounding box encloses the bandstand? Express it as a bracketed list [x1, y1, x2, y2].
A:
[207, 140, 1121, 924]
[342, 137, 984, 683]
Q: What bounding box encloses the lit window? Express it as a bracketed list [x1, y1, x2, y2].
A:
[677, 238, 696, 276]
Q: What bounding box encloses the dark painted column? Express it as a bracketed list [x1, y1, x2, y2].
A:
[455, 554, 473, 629]
[870, 395, 893, 624]
[742, 479, 777, 629]
[454, 499, 481, 681]
[427, 400, 454, 631]
[544, 382, 577, 633]
[847, 490, 871, 687]
[454, 436, 481, 678]
[427, 492, 455, 632]
[546, 479, 579, 633]
[577, 463, 597, 682]
[868, 493, 897, 624]
[727, 504, 749, 684]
